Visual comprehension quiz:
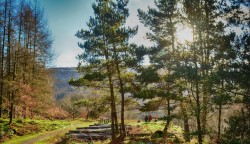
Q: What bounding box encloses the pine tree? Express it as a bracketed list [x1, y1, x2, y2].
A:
[182, 0, 225, 142]
[75, 0, 138, 141]
[76, 0, 119, 141]
[109, 0, 138, 138]
[138, 0, 181, 141]
[217, 1, 250, 143]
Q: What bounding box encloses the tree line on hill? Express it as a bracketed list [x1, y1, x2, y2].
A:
[69, 0, 249, 143]
[0, 0, 66, 124]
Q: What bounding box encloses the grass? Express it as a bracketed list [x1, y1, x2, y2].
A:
[34, 119, 96, 144]
[2, 132, 45, 144]
[35, 133, 63, 144]
[127, 120, 183, 134]
[64, 120, 186, 144]
[128, 121, 210, 144]
[0, 118, 96, 144]
[1, 118, 209, 144]
[125, 120, 185, 143]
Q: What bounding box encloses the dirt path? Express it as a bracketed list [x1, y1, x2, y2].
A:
[20, 127, 72, 144]
[18, 123, 84, 144]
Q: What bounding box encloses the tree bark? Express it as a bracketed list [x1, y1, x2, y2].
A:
[193, 24, 203, 144]
[103, 31, 118, 142]
[163, 98, 171, 141]
[105, 48, 119, 140]
[113, 44, 126, 137]
[32, 1, 38, 78]
[0, 0, 8, 118]
[107, 69, 116, 141]
[7, 0, 13, 124]
[184, 114, 190, 142]
[181, 102, 190, 142]
[8, 61, 16, 125]
[217, 104, 222, 144]
[195, 80, 203, 144]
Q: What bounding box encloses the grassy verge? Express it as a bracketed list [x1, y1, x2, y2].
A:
[0, 118, 95, 144]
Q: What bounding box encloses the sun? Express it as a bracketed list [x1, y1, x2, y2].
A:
[176, 26, 193, 43]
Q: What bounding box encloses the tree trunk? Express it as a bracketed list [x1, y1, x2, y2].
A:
[184, 115, 190, 142]
[0, 0, 8, 118]
[163, 98, 171, 141]
[8, 92, 15, 125]
[107, 71, 116, 141]
[106, 62, 119, 142]
[22, 106, 26, 119]
[7, 0, 13, 124]
[104, 40, 118, 143]
[193, 34, 203, 143]
[113, 44, 126, 137]
[202, 90, 208, 133]
[8, 62, 16, 125]
[244, 88, 250, 129]
[241, 108, 246, 141]
[120, 89, 125, 135]
[195, 81, 203, 144]
[86, 108, 89, 120]
[169, 16, 175, 54]
[217, 104, 222, 144]
[32, 2, 38, 78]
[181, 101, 190, 142]
[18, 0, 23, 44]
[202, 0, 212, 134]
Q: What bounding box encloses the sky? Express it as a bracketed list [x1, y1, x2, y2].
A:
[39, 0, 155, 67]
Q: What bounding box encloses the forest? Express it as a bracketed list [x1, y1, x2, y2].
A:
[1, 0, 250, 144]
[0, 0, 67, 124]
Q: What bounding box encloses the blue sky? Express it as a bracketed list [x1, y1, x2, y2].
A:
[39, 0, 154, 67]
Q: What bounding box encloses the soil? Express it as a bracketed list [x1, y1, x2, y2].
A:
[20, 128, 71, 144]
[18, 123, 83, 144]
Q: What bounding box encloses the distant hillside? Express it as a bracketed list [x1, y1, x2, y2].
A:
[51, 67, 82, 99]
